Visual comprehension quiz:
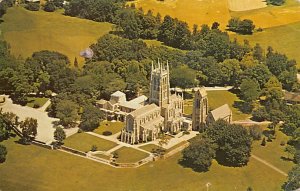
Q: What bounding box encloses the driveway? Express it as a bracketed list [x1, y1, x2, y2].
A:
[0, 95, 59, 144]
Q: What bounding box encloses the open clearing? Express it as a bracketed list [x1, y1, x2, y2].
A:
[0, 7, 112, 67]
[0, 136, 290, 191]
[230, 21, 300, 67]
[93, 121, 124, 135]
[228, 0, 267, 12]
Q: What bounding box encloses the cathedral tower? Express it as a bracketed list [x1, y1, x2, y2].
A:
[149, 59, 170, 107]
[192, 87, 208, 131]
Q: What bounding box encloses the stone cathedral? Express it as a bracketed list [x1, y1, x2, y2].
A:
[120, 60, 185, 144]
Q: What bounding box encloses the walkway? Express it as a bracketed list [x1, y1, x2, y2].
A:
[0, 95, 58, 144]
[37, 99, 51, 112]
[251, 154, 288, 176]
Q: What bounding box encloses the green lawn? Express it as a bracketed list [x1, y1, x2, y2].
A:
[184, 90, 250, 121]
[114, 147, 149, 163]
[139, 144, 162, 153]
[64, 133, 117, 152]
[94, 153, 111, 160]
[230, 21, 300, 67]
[0, 7, 112, 67]
[93, 121, 124, 135]
[251, 127, 295, 173]
[26, 97, 48, 108]
[0, 137, 288, 191]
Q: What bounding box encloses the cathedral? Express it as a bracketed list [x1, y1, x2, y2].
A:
[120, 60, 185, 144]
[98, 59, 233, 145]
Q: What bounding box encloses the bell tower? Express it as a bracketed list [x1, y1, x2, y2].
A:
[149, 59, 170, 107]
[192, 87, 208, 131]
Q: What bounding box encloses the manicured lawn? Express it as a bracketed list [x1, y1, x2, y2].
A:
[230, 21, 300, 67]
[93, 121, 124, 135]
[0, 7, 112, 67]
[166, 141, 189, 152]
[64, 133, 117, 152]
[0, 137, 288, 191]
[26, 97, 48, 108]
[94, 153, 111, 160]
[251, 127, 295, 174]
[184, 90, 250, 121]
[114, 147, 149, 163]
[139, 144, 162, 153]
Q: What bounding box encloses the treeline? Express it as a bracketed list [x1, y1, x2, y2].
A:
[0, 0, 14, 17]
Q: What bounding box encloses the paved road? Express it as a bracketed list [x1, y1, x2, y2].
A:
[0, 95, 59, 144]
[251, 154, 288, 176]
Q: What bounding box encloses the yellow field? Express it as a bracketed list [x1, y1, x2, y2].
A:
[134, 0, 231, 30]
[0, 7, 112, 66]
[228, 0, 266, 12]
[134, 0, 300, 30]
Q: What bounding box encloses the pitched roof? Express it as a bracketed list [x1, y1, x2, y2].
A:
[129, 104, 160, 118]
[210, 104, 232, 121]
[195, 87, 207, 98]
[111, 91, 125, 97]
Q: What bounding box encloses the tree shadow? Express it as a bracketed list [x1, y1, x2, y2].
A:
[233, 100, 252, 114]
[178, 159, 209, 173]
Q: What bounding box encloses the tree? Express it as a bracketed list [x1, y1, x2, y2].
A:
[181, 137, 216, 172]
[283, 164, 300, 191]
[206, 120, 252, 166]
[0, 116, 10, 141]
[25, 2, 40, 11]
[285, 145, 296, 160]
[0, 144, 7, 163]
[170, 65, 197, 89]
[44, 1, 56, 12]
[20, 117, 38, 144]
[252, 107, 268, 122]
[249, 125, 262, 140]
[263, 76, 284, 102]
[80, 104, 102, 131]
[56, 100, 79, 128]
[294, 149, 300, 164]
[54, 127, 66, 145]
[261, 137, 266, 146]
[240, 79, 260, 103]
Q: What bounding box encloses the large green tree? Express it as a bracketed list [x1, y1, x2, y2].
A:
[181, 137, 216, 172]
[20, 117, 38, 144]
[56, 100, 79, 128]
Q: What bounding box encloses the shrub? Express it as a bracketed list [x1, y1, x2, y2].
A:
[261, 137, 266, 146]
[91, 145, 97, 152]
[33, 103, 40, 108]
[280, 141, 286, 146]
[102, 131, 112, 136]
[77, 129, 83, 133]
[0, 144, 7, 163]
[44, 1, 56, 12]
[25, 2, 40, 11]
[249, 125, 262, 140]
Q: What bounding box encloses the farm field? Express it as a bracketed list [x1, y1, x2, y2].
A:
[134, 0, 300, 30]
[230, 21, 300, 67]
[0, 7, 112, 67]
[0, 137, 289, 191]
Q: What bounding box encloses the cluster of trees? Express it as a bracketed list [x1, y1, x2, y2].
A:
[0, 0, 14, 17]
[227, 18, 255, 34]
[181, 120, 252, 171]
[267, 0, 285, 6]
[25, 2, 40, 11]
[44, 0, 64, 12]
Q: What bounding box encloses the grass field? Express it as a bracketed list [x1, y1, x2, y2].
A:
[114, 147, 149, 163]
[230, 21, 300, 67]
[139, 144, 162, 152]
[26, 97, 48, 108]
[251, 127, 295, 173]
[93, 121, 124, 135]
[64, 133, 117, 152]
[0, 7, 112, 66]
[0, 137, 289, 191]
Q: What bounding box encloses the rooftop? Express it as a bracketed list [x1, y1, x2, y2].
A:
[129, 104, 160, 118]
[210, 104, 232, 121]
